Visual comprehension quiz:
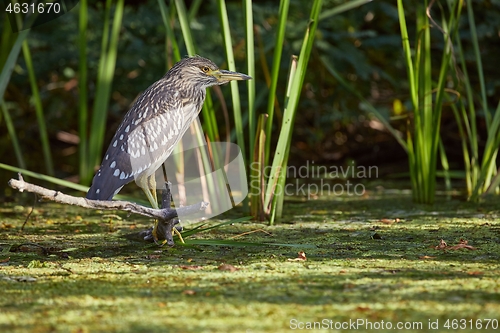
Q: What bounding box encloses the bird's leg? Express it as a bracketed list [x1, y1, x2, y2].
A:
[139, 176, 162, 243]
[154, 217, 180, 246]
[140, 176, 159, 209]
[148, 175, 169, 244]
[172, 226, 185, 243]
[148, 175, 158, 207]
[159, 181, 185, 245]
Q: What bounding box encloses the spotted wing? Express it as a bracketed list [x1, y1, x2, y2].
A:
[86, 99, 199, 200]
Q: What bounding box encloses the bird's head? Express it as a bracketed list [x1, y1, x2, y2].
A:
[169, 56, 252, 89]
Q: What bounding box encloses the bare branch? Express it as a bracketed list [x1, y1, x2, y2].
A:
[8, 174, 209, 239]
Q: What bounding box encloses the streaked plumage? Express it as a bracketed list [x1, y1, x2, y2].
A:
[86, 56, 251, 201]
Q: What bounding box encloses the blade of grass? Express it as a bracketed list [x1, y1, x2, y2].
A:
[0, 163, 88, 192]
[271, 55, 297, 223]
[455, 36, 479, 193]
[78, 0, 89, 184]
[318, 0, 373, 21]
[464, 0, 496, 194]
[174, 0, 195, 56]
[158, 0, 181, 66]
[425, 0, 466, 200]
[465, 0, 489, 127]
[178, 215, 315, 248]
[243, 0, 256, 163]
[422, 1, 433, 203]
[484, 168, 500, 196]
[0, 29, 29, 104]
[264, 0, 289, 167]
[265, 0, 323, 223]
[250, 114, 267, 220]
[449, 96, 472, 195]
[0, 17, 16, 71]
[427, 0, 461, 203]
[175, 0, 219, 142]
[21, 39, 54, 176]
[187, 0, 203, 22]
[217, 0, 246, 160]
[406, 117, 417, 200]
[181, 239, 316, 248]
[438, 138, 451, 196]
[86, 0, 112, 181]
[396, 0, 457, 203]
[0, 102, 26, 170]
[180, 216, 253, 238]
[397, 0, 418, 112]
[87, 0, 124, 182]
[471, 100, 500, 199]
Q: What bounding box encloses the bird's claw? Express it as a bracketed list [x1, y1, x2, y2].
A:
[143, 217, 182, 246]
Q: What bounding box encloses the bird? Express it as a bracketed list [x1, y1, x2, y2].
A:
[86, 56, 251, 242]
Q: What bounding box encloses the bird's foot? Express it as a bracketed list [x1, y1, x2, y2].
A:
[155, 217, 183, 246]
[151, 220, 160, 244]
[143, 218, 183, 246]
[173, 225, 185, 244]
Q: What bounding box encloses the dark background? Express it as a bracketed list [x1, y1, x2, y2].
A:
[1, 0, 499, 196]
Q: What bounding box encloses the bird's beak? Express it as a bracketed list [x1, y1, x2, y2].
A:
[214, 70, 252, 83]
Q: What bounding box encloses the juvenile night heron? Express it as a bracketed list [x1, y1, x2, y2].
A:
[86, 56, 251, 241]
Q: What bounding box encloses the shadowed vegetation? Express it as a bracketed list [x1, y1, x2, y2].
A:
[1, 185, 500, 332]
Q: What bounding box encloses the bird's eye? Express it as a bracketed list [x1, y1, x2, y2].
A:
[201, 66, 210, 73]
